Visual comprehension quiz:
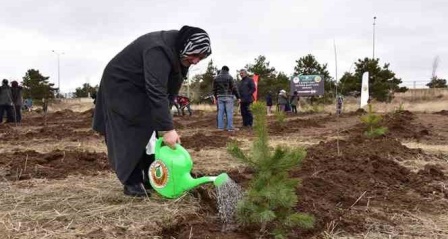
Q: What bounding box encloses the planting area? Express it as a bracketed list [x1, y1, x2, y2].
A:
[1, 102, 448, 238]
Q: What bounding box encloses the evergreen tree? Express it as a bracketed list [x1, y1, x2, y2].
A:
[360, 104, 388, 138]
[339, 58, 408, 102]
[228, 102, 314, 238]
[245, 55, 289, 100]
[198, 59, 217, 96]
[426, 77, 447, 88]
[74, 83, 99, 98]
[245, 55, 276, 79]
[22, 69, 56, 99]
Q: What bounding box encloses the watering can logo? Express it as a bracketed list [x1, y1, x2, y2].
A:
[149, 161, 169, 188]
[149, 138, 230, 199]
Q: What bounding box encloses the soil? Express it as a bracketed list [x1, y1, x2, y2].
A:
[1, 107, 448, 238]
[181, 132, 234, 151]
[0, 150, 109, 180]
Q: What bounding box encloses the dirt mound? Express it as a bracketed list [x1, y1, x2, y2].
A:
[291, 137, 447, 236]
[434, 110, 448, 116]
[181, 132, 231, 151]
[383, 111, 430, 139]
[345, 111, 431, 140]
[0, 150, 110, 180]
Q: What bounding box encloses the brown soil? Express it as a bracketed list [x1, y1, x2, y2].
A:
[2, 108, 448, 238]
[434, 110, 448, 116]
[0, 150, 109, 180]
[181, 132, 233, 151]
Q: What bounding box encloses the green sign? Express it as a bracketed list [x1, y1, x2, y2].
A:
[290, 75, 324, 96]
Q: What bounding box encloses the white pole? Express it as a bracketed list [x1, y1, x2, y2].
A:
[373, 16, 377, 59]
[52, 50, 64, 97]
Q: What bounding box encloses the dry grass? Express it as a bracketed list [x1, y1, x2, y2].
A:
[337, 210, 448, 239]
[0, 139, 106, 154]
[0, 173, 201, 239]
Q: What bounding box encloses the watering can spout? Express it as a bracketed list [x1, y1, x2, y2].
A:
[186, 173, 230, 191]
[188, 175, 216, 188]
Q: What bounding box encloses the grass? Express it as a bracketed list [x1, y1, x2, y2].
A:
[0, 173, 201, 238]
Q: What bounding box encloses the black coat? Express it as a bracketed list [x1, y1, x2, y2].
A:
[238, 76, 255, 103]
[93, 30, 186, 184]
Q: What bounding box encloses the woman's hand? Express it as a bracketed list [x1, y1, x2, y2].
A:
[163, 129, 180, 149]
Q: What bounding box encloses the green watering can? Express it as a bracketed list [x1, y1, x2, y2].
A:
[149, 138, 230, 199]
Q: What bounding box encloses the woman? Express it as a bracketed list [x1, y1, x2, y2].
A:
[93, 26, 212, 197]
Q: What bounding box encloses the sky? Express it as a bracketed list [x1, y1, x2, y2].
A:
[1, 0, 447, 94]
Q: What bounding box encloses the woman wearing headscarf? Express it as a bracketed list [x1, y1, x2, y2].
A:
[93, 26, 211, 197]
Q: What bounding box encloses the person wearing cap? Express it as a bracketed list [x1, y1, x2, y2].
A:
[238, 69, 256, 128]
[213, 66, 240, 131]
[93, 26, 212, 197]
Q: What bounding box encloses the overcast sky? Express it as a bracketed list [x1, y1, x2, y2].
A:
[1, 0, 447, 93]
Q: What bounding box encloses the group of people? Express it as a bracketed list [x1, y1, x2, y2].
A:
[0, 79, 24, 123]
[212, 66, 255, 131]
[266, 90, 300, 114]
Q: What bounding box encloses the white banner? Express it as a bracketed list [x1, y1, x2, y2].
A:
[360, 72, 369, 108]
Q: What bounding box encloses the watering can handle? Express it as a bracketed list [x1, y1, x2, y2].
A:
[155, 137, 164, 158]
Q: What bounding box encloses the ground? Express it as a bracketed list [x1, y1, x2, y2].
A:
[1, 97, 447, 239]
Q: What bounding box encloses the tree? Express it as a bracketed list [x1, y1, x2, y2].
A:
[245, 55, 276, 79]
[22, 69, 56, 100]
[198, 59, 217, 97]
[74, 83, 98, 98]
[245, 55, 282, 100]
[339, 58, 408, 102]
[228, 102, 314, 238]
[294, 54, 335, 103]
[426, 78, 447, 88]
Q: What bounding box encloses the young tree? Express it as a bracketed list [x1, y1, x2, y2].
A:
[22, 69, 56, 100]
[339, 58, 408, 102]
[228, 102, 314, 238]
[294, 54, 335, 103]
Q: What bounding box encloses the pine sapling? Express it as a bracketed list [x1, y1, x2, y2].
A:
[360, 104, 388, 137]
[228, 102, 314, 238]
[274, 110, 286, 125]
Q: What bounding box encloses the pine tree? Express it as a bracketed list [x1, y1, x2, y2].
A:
[228, 102, 314, 238]
[22, 69, 56, 100]
[360, 104, 388, 138]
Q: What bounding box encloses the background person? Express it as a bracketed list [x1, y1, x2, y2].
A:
[10, 81, 23, 123]
[213, 66, 240, 131]
[238, 69, 255, 128]
[0, 79, 14, 123]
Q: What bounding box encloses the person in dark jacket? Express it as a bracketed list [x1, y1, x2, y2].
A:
[0, 79, 14, 123]
[213, 66, 240, 131]
[266, 91, 273, 115]
[10, 81, 23, 122]
[92, 26, 211, 197]
[238, 69, 256, 128]
[290, 91, 299, 114]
